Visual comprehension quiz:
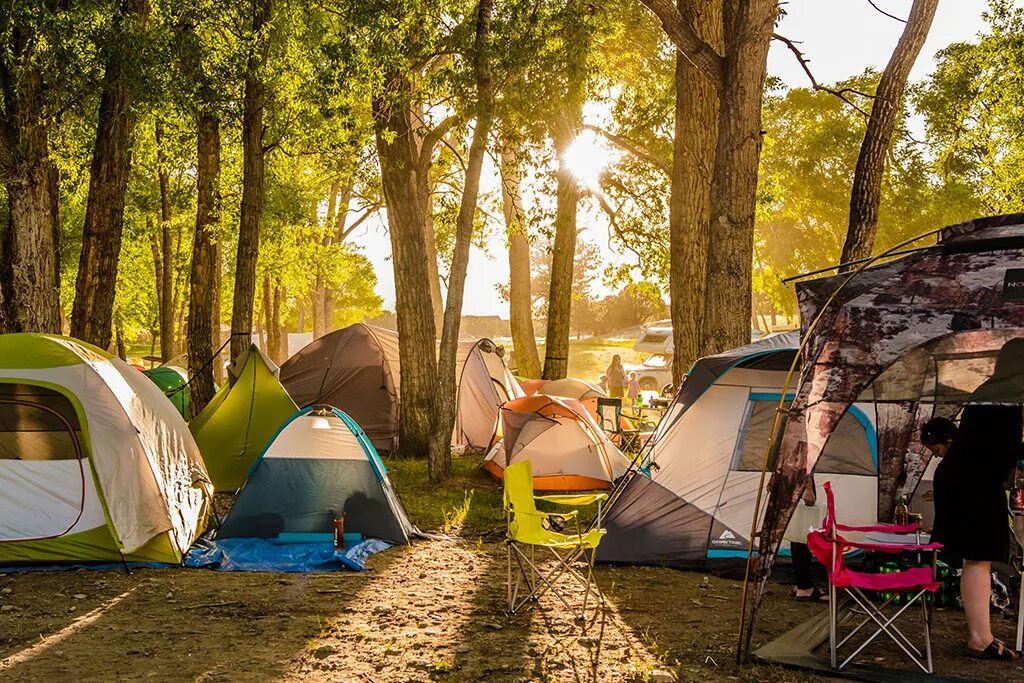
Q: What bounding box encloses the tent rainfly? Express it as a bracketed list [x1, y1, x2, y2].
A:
[0, 334, 211, 564]
[454, 338, 525, 451]
[280, 324, 521, 452]
[190, 344, 298, 492]
[218, 407, 415, 544]
[598, 332, 885, 566]
[143, 365, 190, 418]
[483, 394, 630, 491]
[744, 213, 1024, 657]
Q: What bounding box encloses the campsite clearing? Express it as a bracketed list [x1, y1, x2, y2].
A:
[2, 455, 1022, 682]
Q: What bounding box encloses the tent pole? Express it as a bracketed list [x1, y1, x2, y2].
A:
[736, 225, 946, 663]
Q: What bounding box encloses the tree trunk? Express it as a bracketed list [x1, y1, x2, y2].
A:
[701, 0, 776, 356]
[263, 270, 284, 364]
[542, 108, 582, 380]
[148, 218, 163, 314]
[70, 0, 150, 348]
[324, 178, 354, 327]
[500, 146, 542, 379]
[839, 0, 938, 267]
[187, 114, 221, 418]
[669, 0, 722, 386]
[260, 270, 272, 355]
[211, 238, 223, 383]
[413, 102, 445, 334]
[373, 76, 439, 458]
[156, 119, 176, 360]
[0, 27, 61, 333]
[272, 281, 287, 363]
[429, 0, 494, 483]
[230, 0, 272, 364]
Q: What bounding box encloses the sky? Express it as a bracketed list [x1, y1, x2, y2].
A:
[348, 0, 993, 318]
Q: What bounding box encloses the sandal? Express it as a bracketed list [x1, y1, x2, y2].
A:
[967, 639, 1018, 661]
[791, 587, 829, 603]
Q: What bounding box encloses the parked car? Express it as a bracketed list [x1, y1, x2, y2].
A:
[626, 322, 771, 391]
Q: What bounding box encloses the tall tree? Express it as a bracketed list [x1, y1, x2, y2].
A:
[0, 10, 62, 333]
[542, 1, 591, 380]
[839, 0, 938, 266]
[702, 1, 777, 354]
[155, 119, 176, 360]
[71, 0, 151, 348]
[230, 0, 273, 363]
[187, 113, 221, 418]
[500, 146, 542, 379]
[373, 76, 439, 457]
[429, 0, 495, 482]
[668, 0, 722, 385]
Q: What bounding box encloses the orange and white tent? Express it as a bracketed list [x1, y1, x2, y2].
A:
[483, 395, 630, 491]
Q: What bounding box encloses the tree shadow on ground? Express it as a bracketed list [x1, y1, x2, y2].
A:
[0, 553, 394, 682]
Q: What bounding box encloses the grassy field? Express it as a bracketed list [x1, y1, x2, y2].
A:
[537, 338, 644, 384]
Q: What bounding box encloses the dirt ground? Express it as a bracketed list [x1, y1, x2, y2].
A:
[2, 538, 1022, 682]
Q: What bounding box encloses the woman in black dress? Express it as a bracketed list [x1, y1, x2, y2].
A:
[921, 407, 1020, 660]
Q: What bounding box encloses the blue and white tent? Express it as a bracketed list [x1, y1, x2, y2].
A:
[218, 407, 414, 544]
[598, 332, 884, 566]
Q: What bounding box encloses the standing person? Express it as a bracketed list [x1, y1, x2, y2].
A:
[921, 408, 1020, 661]
[606, 355, 626, 399]
[785, 478, 827, 602]
[626, 371, 640, 403]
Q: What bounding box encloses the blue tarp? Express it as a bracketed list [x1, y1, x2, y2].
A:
[184, 537, 391, 572]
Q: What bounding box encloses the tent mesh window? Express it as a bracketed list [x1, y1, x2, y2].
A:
[0, 383, 83, 461]
[733, 400, 875, 475]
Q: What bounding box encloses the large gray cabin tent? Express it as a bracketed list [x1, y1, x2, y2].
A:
[280, 324, 402, 451]
[598, 332, 888, 566]
[218, 407, 414, 544]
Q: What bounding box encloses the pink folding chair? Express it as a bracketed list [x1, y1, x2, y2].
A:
[807, 482, 943, 673]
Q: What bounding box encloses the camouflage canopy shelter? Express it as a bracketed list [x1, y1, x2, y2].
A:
[744, 213, 1024, 651]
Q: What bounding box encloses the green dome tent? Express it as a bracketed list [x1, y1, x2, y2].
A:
[143, 366, 190, 417]
[0, 334, 211, 564]
[190, 345, 298, 492]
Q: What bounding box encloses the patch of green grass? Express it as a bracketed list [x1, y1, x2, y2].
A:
[555, 338, 645, 384]
[386, 453, 505, 538]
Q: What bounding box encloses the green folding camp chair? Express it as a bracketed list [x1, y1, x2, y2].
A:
[504, 460, 607, 626]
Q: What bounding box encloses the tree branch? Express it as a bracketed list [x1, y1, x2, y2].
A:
[772, 33, 874, 117]
[581, 124, 670, 177]
[866, 0, 907, 23]
[640, 0, 725, 93]
[416, 111, 467, 178]
[338, 204, 382, 243]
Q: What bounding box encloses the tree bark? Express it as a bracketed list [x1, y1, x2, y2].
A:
[412, 102, 445, 334]
[429, 0, 494, 483]
[230, 0, 272, 363]
[272, 280, 286, 363]
[542, 108, 582, 380]
[70, 0, 150, 348]
[542, 4, 588, 380]
[263, 270, 284, 364]
[211, 238, 223, 383]
[702, 0, 777, 356]
[156, 119, 176, 360]
[374, 77, 439, 457]
[0, 24, 61, 333]
[669, 0, 722, 386]
[839, 0, 938, 267]
[500, 146, 541, 379]
[187, 114, 220, 418]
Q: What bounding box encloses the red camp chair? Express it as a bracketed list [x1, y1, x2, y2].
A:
[807, 482, 943, 674]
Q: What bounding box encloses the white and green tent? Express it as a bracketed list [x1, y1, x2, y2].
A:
[0, 334, 212, 564]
